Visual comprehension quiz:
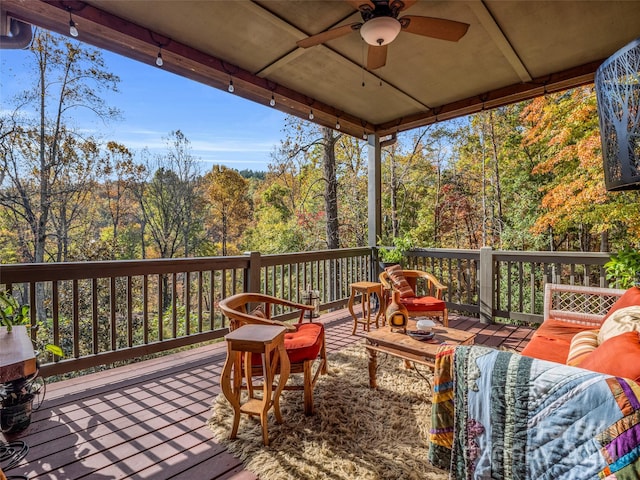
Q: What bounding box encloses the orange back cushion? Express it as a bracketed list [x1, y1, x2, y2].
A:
[603, 287, 640, 322]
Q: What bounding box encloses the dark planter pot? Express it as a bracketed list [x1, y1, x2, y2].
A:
[1, 396, 33, 433]
[1, 370, 44, 434]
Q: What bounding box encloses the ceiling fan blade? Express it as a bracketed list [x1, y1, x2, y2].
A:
[400, 15, 469, 42]
[345, 0, 375, 12]
[297, 22, 361, 48]
[367, 44, 388, 70]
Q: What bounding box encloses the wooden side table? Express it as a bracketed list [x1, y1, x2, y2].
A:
[220, 324, 290, 446]
[348, 281, 384, 334]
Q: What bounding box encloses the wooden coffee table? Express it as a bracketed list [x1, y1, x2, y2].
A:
[365, 320, 475, 388]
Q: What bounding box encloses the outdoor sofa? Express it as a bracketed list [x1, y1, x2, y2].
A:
[429, 284, 640, 479]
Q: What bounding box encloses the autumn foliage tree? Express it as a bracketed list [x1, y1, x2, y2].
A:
[204, 165, 251, 256]
[524, 87, 640, 251]
[0, 32, 121, 263]
[3, 30, 640, 266]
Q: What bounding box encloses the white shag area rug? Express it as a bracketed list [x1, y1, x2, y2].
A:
[207, 342, 449, 480]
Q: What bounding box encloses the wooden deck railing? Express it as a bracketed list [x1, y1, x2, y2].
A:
[0, 246, 614, 377]
[406, 247, 612, 324]
[0, 248, 372, 377]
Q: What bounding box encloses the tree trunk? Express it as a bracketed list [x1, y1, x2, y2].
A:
[322, 127, 340, 249]
[390, 154, 399, 238]
[488, 111, 504, 243]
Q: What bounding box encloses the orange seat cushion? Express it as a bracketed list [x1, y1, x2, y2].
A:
[578, 331, 640, 382]
[249, 323, 324, 366]
[284, 323, 324, 364]
[401, 296, 446, 312]
[520, 319, 599, 364]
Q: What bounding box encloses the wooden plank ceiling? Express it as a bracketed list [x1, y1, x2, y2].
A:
[2, 0, 640, 140]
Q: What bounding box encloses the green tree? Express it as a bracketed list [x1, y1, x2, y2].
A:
[265, 117, 331, 250]
[0, 32, 120, 263]
[322, 127, 340, 249]
[135, 131, 204, 259]
[334, 135, 368, 247]
[95, 142, 147, 259]
[204, 165, 251, 256]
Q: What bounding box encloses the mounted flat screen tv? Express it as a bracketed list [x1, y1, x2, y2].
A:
[595, 36, 640, 191]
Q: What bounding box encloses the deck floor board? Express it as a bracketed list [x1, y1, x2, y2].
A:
[2, 310, 533, 479]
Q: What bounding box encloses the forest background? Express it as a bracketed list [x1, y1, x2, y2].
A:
[3, 32, 640, 266]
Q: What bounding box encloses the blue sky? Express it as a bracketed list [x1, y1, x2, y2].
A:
[1, 38, 290, 172]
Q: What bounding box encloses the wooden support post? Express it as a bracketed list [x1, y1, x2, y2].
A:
[479, 246, 494, 324]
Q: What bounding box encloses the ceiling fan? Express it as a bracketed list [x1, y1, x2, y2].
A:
[296, 0, 470, 70]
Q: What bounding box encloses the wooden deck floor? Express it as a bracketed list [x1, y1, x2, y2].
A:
[1, 309, 534, 479]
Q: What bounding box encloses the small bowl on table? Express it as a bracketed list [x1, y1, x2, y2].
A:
[407, 319, 437, 341]
[416, 319, 436, 332]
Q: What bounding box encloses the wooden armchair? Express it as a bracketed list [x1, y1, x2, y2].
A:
[219, 293, 327, 415]
[379, 268, 448, 326]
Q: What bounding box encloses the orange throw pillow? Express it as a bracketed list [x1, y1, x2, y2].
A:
[385, 265, 415, 298]
[578, 331, 640, 382]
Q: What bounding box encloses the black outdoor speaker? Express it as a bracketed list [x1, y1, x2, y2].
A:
[595, 36, 640, 191]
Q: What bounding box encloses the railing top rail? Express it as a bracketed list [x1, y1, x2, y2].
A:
[0, 256, 250, 283]
[260, 247, 371, 266]
[491, 250, 611, 263]
[410, 248, 479, 260]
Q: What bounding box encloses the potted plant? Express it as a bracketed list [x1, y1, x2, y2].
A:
[0, 371, 45, 433]
[604, 246, 640, 289]
[377, 235, 413, 269]
[0, 291, 62, 433]
[0, 290, 30, 333]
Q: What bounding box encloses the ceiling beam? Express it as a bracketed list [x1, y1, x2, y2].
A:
[250, 1, 430, 113]
[376, 59, 600, 136]
[469, 1, 532, 83]
[3, 0, 376, 139]
[2, 0, 604, 142]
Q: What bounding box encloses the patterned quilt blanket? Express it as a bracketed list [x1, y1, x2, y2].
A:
[429, 345, 640, 479]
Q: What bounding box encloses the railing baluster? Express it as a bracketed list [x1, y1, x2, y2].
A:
[530, 263, 536, 314]
[109, 277, 116, 352]
[91, 278, 98, 355]
[171, 272, 177, 339]
[73, 279, 80, 358]
[127, 276, 133, 347]
[157, 274, 163, 342]
[185, 272, 191, 336]
[270, 265, 276, 296]
[143, 275, 149, 344]
[53, 281, 60, 357]
[197, 271, 203, 332]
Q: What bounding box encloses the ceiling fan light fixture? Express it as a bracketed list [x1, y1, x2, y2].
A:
[360, 16, 401, 46]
